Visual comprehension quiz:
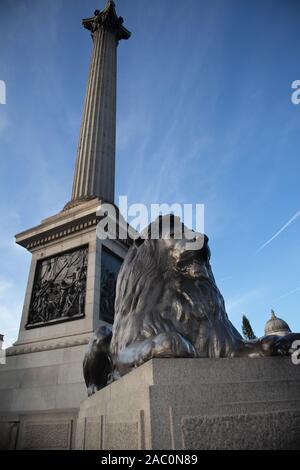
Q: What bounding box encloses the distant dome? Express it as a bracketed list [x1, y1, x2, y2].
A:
[264, 310, 291, 337]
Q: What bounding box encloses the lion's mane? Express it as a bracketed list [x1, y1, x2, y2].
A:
[110, 231, 243, 365]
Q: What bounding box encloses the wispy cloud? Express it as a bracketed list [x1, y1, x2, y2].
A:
[225, 287, 264, 314]
[276, 285, 300, 301]
[257, 211, 300, 252]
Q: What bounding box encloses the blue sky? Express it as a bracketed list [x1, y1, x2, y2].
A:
[0, 0, 299, 347]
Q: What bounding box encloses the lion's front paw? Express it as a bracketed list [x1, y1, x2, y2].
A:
[270, 333, 300, 356]
[151, 332, 196, 359]
[115, 333, 196, 377]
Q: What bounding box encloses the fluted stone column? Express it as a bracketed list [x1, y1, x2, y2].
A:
[70, 1, 131, 206]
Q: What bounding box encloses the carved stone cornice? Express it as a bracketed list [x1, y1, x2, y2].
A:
[23, 215, 98, 251]
[15, 198, 101, 252]
[6, 336, 90, 357]
[15, 198, 131, 252]
[16, 216, 98, 251]
[83, 1, 131, 41]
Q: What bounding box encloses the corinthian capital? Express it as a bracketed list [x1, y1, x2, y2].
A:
[82, 1, 131, 41]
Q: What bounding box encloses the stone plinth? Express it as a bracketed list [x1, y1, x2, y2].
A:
[0, 345, 85, 449]
[12, 198, 128, 356]
[75, 357, 300, 450]
[0, 198, 129, 449]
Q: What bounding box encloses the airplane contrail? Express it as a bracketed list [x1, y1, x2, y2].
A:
[257, 211, 300, 252]
[277, 286, 300, 301]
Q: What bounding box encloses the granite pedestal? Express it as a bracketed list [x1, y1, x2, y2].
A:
[76, 357, 300, 450]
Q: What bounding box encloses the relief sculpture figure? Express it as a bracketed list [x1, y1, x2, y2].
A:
[27, 247, 88, 326]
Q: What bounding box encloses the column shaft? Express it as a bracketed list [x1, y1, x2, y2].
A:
[71, 28, 117, 204]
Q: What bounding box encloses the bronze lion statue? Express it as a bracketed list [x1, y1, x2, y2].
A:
[83, 215, 300, 395]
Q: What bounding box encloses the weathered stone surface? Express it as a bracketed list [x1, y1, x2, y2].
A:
[0, 412, 77, 450]
[181, 411, 300, 450]
[85, 417, 103, 450]
[76, 357, 300, 450]
[21, 421, 72, 450]
[105, 422, 139, 450]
